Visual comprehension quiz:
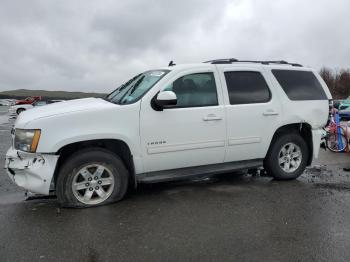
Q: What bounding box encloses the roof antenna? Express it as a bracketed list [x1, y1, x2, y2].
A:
[168, 60, 176, 66]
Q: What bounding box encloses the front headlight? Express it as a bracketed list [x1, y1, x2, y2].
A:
[14, 129, 41, 153]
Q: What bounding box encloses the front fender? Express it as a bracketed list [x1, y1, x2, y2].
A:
[52, 133, 138, 155]
[22, 104, 141, 157]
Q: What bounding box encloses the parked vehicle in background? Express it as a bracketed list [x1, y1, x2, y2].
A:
[8, 99, 16, 106]
[5, 59, 332, 208]
[9, 104, 33, 115]
[15, 96, 41, 105]
[338, 105, 350, 120]
[9, 99, 64, 115]
[0, 100, 10, 106]
[333, 98, 350, 109]
[338, 103, 350, 111]
[0, 99, 16, 106]
[33, 100, 64, 107]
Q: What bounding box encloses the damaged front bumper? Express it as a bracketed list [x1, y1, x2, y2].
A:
[4, 148, 59, 195]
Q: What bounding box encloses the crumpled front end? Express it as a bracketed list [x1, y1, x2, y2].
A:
[4, 148, 59, 195]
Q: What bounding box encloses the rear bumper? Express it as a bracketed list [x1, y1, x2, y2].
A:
[312, 128, 323, 159]
[4, 148, 59, 195]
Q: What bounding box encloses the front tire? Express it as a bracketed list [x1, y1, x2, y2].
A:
[56, 148, 129, 208]
[264, 133, 308, 180]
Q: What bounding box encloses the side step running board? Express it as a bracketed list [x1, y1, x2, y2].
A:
[137, 159, 263, 183]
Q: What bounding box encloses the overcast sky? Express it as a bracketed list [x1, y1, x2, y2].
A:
[0, 0, 349, 93]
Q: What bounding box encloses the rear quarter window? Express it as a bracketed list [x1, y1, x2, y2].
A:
[224, 71, 271, 105]
[272, 70, 327, 101]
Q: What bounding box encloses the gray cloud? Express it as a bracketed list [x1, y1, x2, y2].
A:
[0, 0, 349, 93]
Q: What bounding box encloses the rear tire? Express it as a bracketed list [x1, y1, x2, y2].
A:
[56, 148, 129, 208]
[264, 132, 308, 180]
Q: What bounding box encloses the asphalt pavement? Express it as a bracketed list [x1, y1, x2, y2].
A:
[1, 106, 350, 262]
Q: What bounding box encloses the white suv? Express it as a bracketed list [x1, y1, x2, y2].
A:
[5, 59, 332, 207]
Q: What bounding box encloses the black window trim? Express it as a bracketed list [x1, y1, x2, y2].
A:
[154, 71, 220, 110]
[224, 70, 272, 105]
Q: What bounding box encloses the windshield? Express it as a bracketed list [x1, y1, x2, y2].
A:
[106, 70, 169, 105]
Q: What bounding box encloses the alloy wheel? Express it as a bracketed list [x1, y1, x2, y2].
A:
[72, 164, 115, 205]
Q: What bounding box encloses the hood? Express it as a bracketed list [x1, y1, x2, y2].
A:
[16, 98, 115, 127]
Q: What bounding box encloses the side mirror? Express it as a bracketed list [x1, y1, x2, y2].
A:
[153, 91, 177, 110]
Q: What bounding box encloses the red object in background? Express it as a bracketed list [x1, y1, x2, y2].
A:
[15, 96, 41, 105]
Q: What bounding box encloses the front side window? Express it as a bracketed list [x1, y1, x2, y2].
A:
[163, 72, 218, 108]
[107, 70, 169, 104]
[224, 71, 271, 105]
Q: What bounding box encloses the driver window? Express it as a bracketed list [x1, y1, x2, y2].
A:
[164, 72, 218, 108]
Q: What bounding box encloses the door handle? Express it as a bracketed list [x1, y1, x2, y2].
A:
[203, 114, 223, 121]
[263, 110, 279, 116]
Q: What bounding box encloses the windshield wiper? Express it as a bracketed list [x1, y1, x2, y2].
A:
[118, 75, 145, 104]
[106, 74, 142, 102]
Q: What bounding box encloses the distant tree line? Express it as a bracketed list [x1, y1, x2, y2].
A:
[319, 68, 350, 99]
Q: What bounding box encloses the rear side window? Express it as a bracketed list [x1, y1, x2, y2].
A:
[272, 70, 327, 100]
[224, 71, 271, 105]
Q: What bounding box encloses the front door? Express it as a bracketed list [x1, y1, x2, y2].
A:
[140, 70, 226, 172]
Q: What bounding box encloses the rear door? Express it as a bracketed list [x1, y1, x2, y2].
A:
[217, 66, 283, 162]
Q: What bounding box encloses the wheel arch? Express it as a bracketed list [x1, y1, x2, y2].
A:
[267, 123, 313, 166]
[16, 107, 26, 114]
[53, 139, 136, 188]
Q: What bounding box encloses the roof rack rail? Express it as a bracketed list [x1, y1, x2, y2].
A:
[204, 59, 303, 67]
[204, 58, 239, 64]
